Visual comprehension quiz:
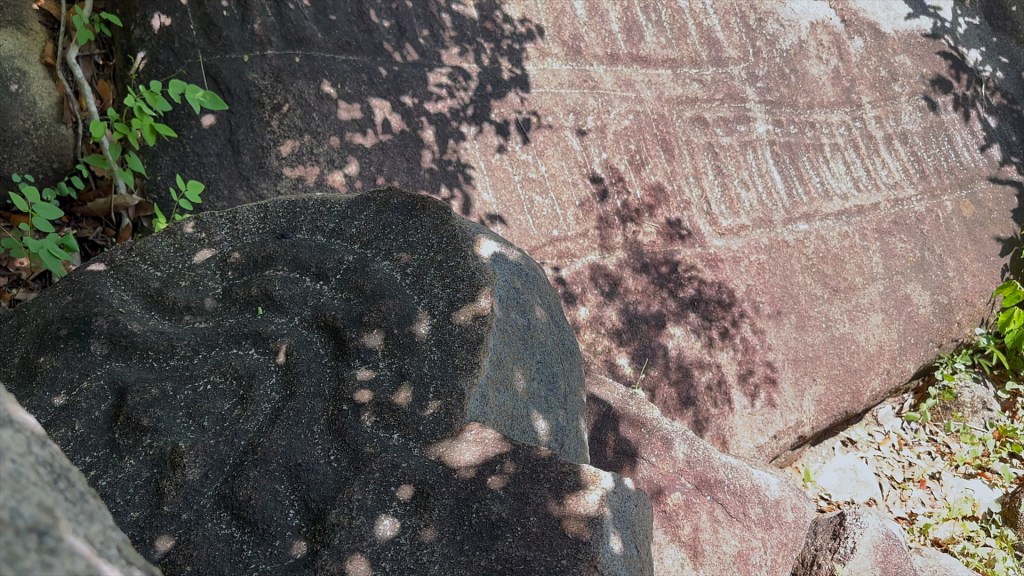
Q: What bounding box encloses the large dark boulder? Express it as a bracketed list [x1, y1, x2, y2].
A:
[0, 383, 161, 576]
[0, 189, 651, 575]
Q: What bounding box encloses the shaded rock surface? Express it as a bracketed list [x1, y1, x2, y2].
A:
[125, 0, 1021, 462]
[791, 507, 920, 576]
[0, 383, 161, 576]
[0, 189, 652, 575]
[0, 2, 74, 185]
[1003, 484, 1023, 555]
[587, 373, 815, 576]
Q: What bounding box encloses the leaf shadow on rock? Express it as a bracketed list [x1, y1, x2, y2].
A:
[553, 165, 780, 462]
[127, 0, 543, 227]
[905, 0, 1024, 277]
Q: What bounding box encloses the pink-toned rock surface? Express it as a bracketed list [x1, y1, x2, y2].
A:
[586, 373, 815, 576]
[131, 0, 1021, 461]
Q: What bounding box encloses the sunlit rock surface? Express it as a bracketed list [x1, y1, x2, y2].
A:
[128, 0, 1021, 461]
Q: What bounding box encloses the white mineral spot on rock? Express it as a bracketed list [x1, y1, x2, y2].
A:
[320, 79, 338, 99]
[486, 474, 509, 490]
[395, 484, 415, 501]
[183, 221, 196, 233]
[326, 171, 346, 192]
[475, 237, 501, 259]
[452, 288, 493, 325]
[328, 135, 341, 148]
[337, 101, 364, 121]
[150, 12, 172, 33]
[203, 297, 218, 311]
[192, 248, 217, 264]
[282, 165, 320, 185]
[344, 553, 372, 576]
[275, 342, 288, 366]
[411, 310, 431, 340]
[289, 538, 308, 558]
[422, 399, 441, 416]
[153, 534, 176, 557]
[391, 383, 413, 407]
[278, 139, 299, 158]
[355, 368, 376, 381]
[373, 514, 401, 541]
[84, 262, 108, 272]
[361, 330, 384, 350]
[8, 84, 18, 92]
[531, 409, 551, 444]
[52, 393, 66, 407]
[511, 367, 526, 393]
[608, 528, 624, 555]
[200, 114, 216, 128]
[353, 389, 373, 404]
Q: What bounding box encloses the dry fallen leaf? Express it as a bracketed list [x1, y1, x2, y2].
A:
[97, 79, 113, 110]
[80, 194, 143, 217]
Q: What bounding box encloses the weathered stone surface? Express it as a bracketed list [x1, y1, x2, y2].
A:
[0, 383, 161, 576]
[0, 2, 74, 185]
[931, 376, 1002, 428]
[791, 507, 920, 576]
[125, 0, 1021, 462]
[1002, 483, 1024, 555]
[0, 189, 653, 575]
[587, 373, 815, 576]
[907, 546, 977, 576]
[812, 452, 884, 505]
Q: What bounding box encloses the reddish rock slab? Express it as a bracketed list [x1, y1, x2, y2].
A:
[128, 0, 1021, 461]
[586, 373, 815, 576]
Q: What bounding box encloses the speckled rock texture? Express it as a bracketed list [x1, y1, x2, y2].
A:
[0, 2, 74, 185]
[0, 188, 652, 575]
[0, 383, 161, 576]
[791, 507, 920, 576]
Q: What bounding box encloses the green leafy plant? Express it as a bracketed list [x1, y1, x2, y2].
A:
[2, 8, 226, 279]
[1, 175, 80, 277]
[70, 8, 122, 46]
[153, 176, 205, 233]
[993, 280, 1024, 364]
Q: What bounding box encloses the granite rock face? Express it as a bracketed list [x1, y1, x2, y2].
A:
[125, 0, 1021, 462]
[791, 507, 920, 576]
[587, 374, 815, 576]
[0, 189, 652, 575]
[0, 2, 74, 185]
[0, 383, 161, 576]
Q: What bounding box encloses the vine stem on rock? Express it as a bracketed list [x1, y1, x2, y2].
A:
[64, 0, 126, 198]
[56, 0, 82, 161]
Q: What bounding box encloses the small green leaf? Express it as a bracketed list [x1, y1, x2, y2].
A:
[153, 203, 168, 232]
[124, 94, 137, 107]
[100, 12, 123, 27]
[45, 242, 71, 261]
[153, 123, 177, 138]
[17, 223, 29, 232]
[23, 175, 34, 183]
[176, 174, 186, 191]
[125, 152, 148, 177]
[60, 233, 79, 253]
[38, 249, 65, 277]
[41, 187, 56, 201]
[6, 245, 27, 258]
[1, 237, 21, 250]
[20, 186, 40, 204]
[11, 174, 21, 183]
[119, 168, 136, 190]
[83, 154, 110, 170]
[70, 176, 85, 190]
[8, 191, 29, 212]
[168, 79, 187, 102]
[90, 120, 106, 141]
[184, 180, 205, 203]
[31, 216, 55, 233]
[178, 198, 194, 211]
[198, 91, 229, 111]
